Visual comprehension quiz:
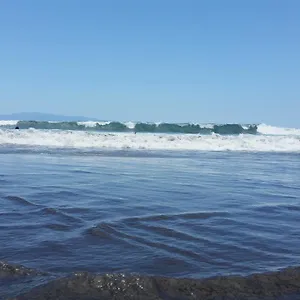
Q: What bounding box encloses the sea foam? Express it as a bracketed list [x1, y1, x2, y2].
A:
[0, 129, 299, 152]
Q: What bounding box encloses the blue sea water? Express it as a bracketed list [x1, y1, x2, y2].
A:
[1, 147, 300, 298]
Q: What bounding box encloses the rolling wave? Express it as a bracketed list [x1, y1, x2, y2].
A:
[1, 119, 300, 152]
[1, 120, 300, 136]
[0, 120, 258, 135]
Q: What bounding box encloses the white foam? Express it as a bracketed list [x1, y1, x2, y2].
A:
[0, 129, 299, 152]
[77, 121, 111, 127]
[77, 121, 97, 127]
[258, 124, 300, 136]
[199, 123, 214, 129]
[124, 121, 136, 129]
[0, 120, 18, 126]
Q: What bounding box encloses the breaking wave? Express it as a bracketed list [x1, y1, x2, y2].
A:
[1, 120, 300, 153]
[257, 124, 300, 136]
[0, 120, 259, 135]
[1, 120, 300, 136]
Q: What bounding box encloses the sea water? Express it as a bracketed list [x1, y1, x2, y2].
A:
[0, 124, 300, 299]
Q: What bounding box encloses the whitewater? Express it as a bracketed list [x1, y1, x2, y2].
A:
[0, 120, 300, 153]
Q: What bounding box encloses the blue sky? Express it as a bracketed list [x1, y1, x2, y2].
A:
[0, 0, 299, 126]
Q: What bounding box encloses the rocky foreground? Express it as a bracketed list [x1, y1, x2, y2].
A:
[1, 261, 300, 300]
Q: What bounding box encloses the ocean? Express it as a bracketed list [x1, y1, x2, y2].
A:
[1, 121, 300, 299]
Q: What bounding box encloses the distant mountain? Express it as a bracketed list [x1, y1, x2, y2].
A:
[0, 112, 101, 122]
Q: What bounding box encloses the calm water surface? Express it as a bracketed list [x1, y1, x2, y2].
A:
[1, 151, 300, 297]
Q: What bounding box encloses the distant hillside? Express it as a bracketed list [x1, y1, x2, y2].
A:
[0, 112, 101, 122]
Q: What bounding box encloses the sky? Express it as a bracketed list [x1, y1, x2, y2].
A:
[0, 0, 299, 126]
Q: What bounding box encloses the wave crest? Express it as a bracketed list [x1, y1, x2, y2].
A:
[0, 120, 258, 135]
[1, 120, 300, 137]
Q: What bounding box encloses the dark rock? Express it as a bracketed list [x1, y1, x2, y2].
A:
[0, 261, 46, 279]
[8, 266, 300, 300]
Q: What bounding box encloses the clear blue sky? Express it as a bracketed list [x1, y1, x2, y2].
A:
[0, 0, 299, 126]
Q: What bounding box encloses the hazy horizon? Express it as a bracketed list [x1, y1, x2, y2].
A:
[1, 111, 300, 128]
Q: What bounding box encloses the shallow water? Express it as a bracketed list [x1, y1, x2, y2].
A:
[1, 150, 300, 298]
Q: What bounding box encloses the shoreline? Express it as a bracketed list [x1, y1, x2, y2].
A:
[2, 261, 300, 300]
